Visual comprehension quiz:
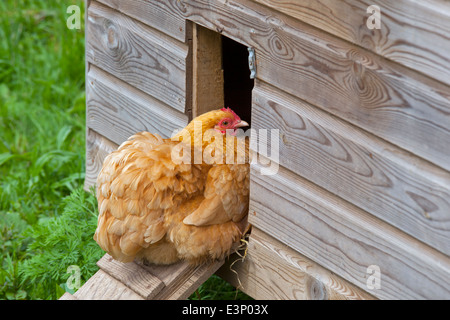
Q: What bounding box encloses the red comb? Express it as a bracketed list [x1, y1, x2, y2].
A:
[221, 107, 240, 121]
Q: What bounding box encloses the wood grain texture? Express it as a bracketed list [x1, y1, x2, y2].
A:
[251, 80, 450, 256]
[96, 0, 187, 42]
[87, 65, 189, 145]
[82, 0, 450, 300]
[192, 24, 224, 118]
[253, 0, 450, 86]
[74, 270, 144, 300]
[85, 129, 118, 191]
[164, 0, 450, 172]
[59, 292, 77, 300]
[97, 254, 165, 299]
[74, 256, 223, 300]
[87, 1, 188, 112]
[136, 259, 224, 300]
[217, 228, 375, 300]
[249, 162, 450, 300]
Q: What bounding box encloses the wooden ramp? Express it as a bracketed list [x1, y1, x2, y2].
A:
[60, 254, 224, 300]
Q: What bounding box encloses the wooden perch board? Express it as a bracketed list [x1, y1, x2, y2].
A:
[60, 254, 224, 300]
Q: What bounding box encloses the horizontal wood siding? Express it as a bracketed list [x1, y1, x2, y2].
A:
[253, 0, 450, 87]
[96, 0, 187, 42]
[85, 129, 118, 191]
[177, 0, 450, 172]
[248, 162, 450, 300]
[87, 65, 188, 145]
[86, 2, 188, 112]
[251, 80, 450, 255]
[217, 228, 375, 300]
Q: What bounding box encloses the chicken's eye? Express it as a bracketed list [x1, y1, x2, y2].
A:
[220, 118, 232, 127]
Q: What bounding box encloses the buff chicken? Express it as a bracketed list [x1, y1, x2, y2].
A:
[94, 108, 250, 265]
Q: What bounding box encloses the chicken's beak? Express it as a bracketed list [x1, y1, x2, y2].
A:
[234, 120, 249, 128]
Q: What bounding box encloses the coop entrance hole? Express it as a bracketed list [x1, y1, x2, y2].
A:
[191, 24, 254, 126]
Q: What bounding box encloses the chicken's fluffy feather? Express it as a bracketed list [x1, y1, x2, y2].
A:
[94, 109, 249, 265]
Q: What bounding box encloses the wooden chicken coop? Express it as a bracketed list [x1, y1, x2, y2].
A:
[64, 0, 450, 300]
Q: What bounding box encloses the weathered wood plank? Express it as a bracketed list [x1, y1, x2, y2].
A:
[85, 129, 118, 191]
[59, 292, 78, 300]
[166, 0, 450, 172]
[192, 24, 224, 118]
[162, 261, 225, 300]
[249, 162, 450, 300]
[252, 0, 450, 86]
[96, 0, 187, 42]
[251, 81, 450, 255]
[74, 270, 144, 300]
[87, 1, 188, 112]
[217, 228, 375, 300]
[137, 259, 224, 300]
[185, 20, 194, 121]
[72, 255, 224, 300]
[97, 254, 165, 299]
[87, 65, 189, 146]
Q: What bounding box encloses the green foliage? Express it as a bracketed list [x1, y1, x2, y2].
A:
[0, 212, 29, 299]
[189, 274, 252, 300]
[18, 187, 103, 300]
[0, 0, 86, 219]
[0, 0, 89, 300]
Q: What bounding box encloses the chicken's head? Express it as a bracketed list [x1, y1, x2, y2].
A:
[171, 108, 249, 153]
[176, 108, 249, 138]
[213, 107, 249, 135]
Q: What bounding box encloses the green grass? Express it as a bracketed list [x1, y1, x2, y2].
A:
[0, 0, 250, 300]
[0, 0, 93, 300]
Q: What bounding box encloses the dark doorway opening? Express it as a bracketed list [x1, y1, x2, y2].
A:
[222, 36, 254, 127]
